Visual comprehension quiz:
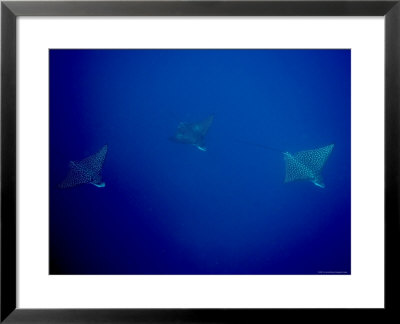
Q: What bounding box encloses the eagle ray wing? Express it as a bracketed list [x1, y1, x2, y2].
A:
[77, 145, 108, 175]
[293, 144, 334, 174]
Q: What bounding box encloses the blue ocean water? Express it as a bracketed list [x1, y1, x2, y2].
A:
[50, 49, 351, 275]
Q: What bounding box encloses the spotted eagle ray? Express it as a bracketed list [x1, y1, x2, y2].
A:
[169, 115, 214, 151]
[283, 144, 334, 188]
[237, 140, 334, 188]
[58, 145, 108, 189]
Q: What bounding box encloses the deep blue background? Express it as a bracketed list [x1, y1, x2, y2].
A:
[50, 49, 350, 274]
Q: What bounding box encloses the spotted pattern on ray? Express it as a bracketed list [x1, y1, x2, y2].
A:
[58, 145, 108, 189]
[283, 144, 334, 186]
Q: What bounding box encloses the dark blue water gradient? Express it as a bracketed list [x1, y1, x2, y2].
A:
[50, 49, 350, 274]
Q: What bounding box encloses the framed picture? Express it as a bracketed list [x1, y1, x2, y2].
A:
[1, 0, 399, 322]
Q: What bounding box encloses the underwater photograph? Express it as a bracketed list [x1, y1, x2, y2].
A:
[49, 49, 351, 275]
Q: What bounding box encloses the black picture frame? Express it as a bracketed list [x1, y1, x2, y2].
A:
[1, 0, 399, 322]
